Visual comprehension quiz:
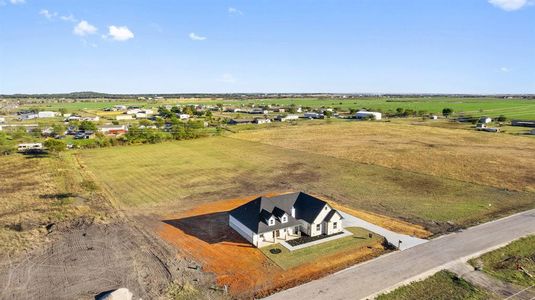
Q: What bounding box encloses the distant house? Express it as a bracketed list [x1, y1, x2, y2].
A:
[456, 116, 478, 123]
[38, 111, 57, 118]
[100, 125, 128, 135]
[228, 119, 254, 125]
[430, 115, 438, 120]
[126, 109, 141, 115]
[530, 129, 535, 135]
[114, 105, 127, 111]
[511, 120, 535, 128]
[479, 116, 492, 124]
[116, 114, 134, 121]
[81, 116, 100, 122]
[304, 112, 323, 119]
[355, 111, 382, 120]
[66, 115, 82, 121]
[275, 114, 299, 122]
[178, 114, 190, 120]
[225, 107, 242, 113]
[229, 192, 344, 248]
[135, 112, 148, 119]
[249, 108, 269, 115]
[253, 118, 271, 125]
[18, 113, 38, 121]
[18, 143, 44, 153]
[0, 117, 5, 124]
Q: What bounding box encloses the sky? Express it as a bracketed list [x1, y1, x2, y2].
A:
[0, 0, 534, 94]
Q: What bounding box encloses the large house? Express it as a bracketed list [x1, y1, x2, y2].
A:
[355, 110, 382, 120]
[229, 192, 344, 247]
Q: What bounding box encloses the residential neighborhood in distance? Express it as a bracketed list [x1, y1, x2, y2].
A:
[1, 1, 535, 300]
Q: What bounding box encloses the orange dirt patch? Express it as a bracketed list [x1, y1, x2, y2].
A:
[157, 193, 402, 298]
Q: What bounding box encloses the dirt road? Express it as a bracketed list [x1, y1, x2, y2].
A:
[265, 209, 535, 300]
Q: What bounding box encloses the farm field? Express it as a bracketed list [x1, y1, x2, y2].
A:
[15, 97, 535, 119]
[470, 235, 535, 287]
[377, 270, 492, 300]
[233, 121, 535, 192]
[77, 135, 535, 234]
[157, 196, 386, 298]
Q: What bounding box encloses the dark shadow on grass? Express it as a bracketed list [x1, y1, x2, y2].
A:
[163, 211, 252, 246]
[22, 151, 48, 159]
[40, 193, 76, 200]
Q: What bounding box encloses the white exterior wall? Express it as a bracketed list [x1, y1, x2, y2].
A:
[38, 111, 56, 118]
[304, 113, 320, 119]
[116, 115, 133, 120]
[228, 215, 255, 245]
[355, 111, 382, 120]
[325, 213, 343, 235]
[0, 117, 5, 124]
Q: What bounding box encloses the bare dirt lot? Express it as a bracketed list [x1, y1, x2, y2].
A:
[0, 217, 219, 300]
[156, 194, 401, 298]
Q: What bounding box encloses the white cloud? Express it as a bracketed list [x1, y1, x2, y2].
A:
[218, 73, 237, 83]
[228, 7, 243, 15]
[488, 0, 532, 11]
[189, 32, 207, 41]
[39, 9, 58, 20]
[73, 20, 98, 36]
[60, 14, 77, 22]
[107, 25, 134, 41]
[500, 67, 511, 72]
[10, 0, 25, 4]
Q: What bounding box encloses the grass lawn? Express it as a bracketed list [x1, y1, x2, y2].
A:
[469, 236, 535, 287]
[260, 227, 382, 270]
[377, 270, 492, 300]
[77, 135, 535, 234]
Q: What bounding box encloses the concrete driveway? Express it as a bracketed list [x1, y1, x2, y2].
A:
[339, 211, 428, 250]
[265, 208, 535, 300]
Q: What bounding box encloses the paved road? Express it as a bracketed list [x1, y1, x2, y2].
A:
[266, 209, 535, 300]
[340, 211, 427, 250]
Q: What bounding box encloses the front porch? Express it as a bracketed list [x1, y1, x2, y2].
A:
[257, 225, 302, 248]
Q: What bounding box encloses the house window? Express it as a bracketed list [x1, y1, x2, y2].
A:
[316, 224, 321, 231]
[333, 222, 337, 229]
[281, 215, 287, 223]
[269, 218, 275, 226]
[324, 206, 328, 211]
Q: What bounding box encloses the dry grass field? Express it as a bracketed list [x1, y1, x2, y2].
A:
[77, 135, 535, 234]
[233, 121, 535, 192]
[0, 155, 108, 253]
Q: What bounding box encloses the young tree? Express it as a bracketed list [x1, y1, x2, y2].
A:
[79, 120, 97, 131]
[44, 139, 67, 153]
[442, 108, 453, 118]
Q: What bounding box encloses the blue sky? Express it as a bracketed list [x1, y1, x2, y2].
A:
[1, 0, 534, 94]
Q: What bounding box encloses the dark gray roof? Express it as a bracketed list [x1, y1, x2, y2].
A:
[323, 209, 343, 222]
[229, 192, 332, 234]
